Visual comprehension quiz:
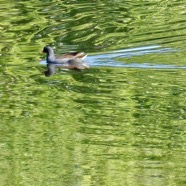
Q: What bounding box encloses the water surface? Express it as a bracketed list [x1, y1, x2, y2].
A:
[0, 0, 186, 185]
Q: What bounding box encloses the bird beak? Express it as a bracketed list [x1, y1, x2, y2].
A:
[40, 50, 44, 54]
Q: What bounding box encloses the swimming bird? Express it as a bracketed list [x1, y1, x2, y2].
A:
[42, 46, 89, 76]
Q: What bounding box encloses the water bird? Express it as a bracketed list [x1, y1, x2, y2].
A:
[42, 46, 89, 76]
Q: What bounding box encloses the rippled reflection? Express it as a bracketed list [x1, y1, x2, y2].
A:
[0, 0, 186, 185]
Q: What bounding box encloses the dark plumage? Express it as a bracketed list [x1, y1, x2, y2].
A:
[43, 45, 88, 65]
[42, 46, 89, 76]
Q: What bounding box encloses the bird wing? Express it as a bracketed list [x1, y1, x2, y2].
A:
[59, 52, 87, 60]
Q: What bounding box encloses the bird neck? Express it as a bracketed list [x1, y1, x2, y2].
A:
[46, 51, 55, 62]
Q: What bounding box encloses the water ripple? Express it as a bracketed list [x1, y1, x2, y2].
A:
[40, 45, 186, 69]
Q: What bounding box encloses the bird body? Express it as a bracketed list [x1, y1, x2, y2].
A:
[42, 46, 89, 76]
[42, 46, 88, 69]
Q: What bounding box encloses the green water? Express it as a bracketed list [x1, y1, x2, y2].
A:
[0, 0, 186, 186]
